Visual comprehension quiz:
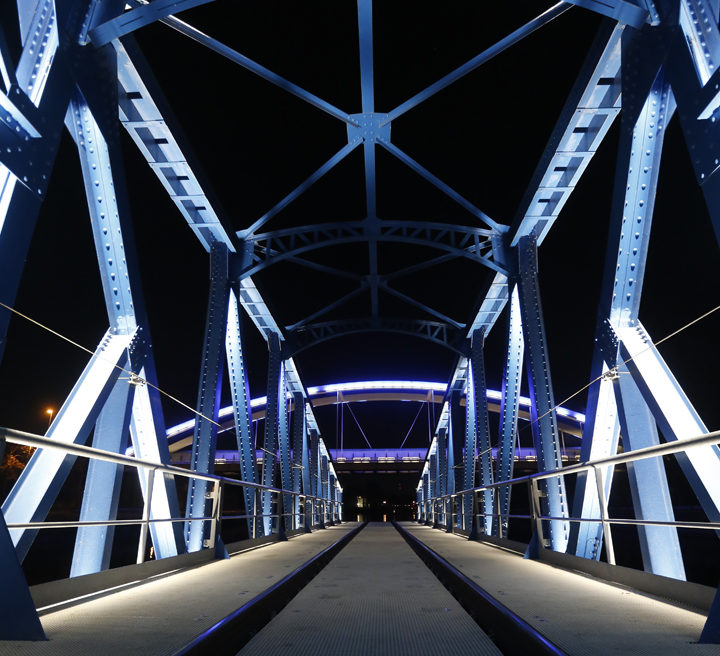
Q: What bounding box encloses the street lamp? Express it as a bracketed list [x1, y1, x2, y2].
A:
[45, 407, 54, 428]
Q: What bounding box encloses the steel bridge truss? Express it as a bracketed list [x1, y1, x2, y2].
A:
[0, 0, 719, 642]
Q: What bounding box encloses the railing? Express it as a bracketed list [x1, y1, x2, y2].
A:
[0, 428, 342, 566]
[420, 429, 720, 566]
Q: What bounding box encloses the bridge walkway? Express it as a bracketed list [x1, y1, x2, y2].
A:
[236, 522, 500, 656]
[1, 522, 719, 655]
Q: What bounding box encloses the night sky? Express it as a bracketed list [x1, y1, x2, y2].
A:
[0, 1, 718, 454]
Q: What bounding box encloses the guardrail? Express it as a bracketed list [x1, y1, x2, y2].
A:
[420, 429, 720, 566]
[1, 428, 342, 566]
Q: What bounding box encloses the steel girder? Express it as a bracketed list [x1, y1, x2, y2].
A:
[2, 330, 134, 560]
[285, 318, 466, 358]
[243, 220, 502, 279]
[516, 236, 568, 553]
[71, 372, 134, 577]
[291, 393, 308, 530]
[434, 23, 625, 444]
[225, 287, 259, 538]
[469, 330, 494, 535]
[185, 243, 229, 553]
[568, 68, 683, 573]
[495, 286, 524, 539]
[260, 333, 283, 536]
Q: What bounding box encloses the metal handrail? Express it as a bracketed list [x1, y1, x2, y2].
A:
[0, 427, 343, 562]
[420, 428, 720, 564]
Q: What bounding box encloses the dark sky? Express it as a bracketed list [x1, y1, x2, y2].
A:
[0, 1, 718, 451]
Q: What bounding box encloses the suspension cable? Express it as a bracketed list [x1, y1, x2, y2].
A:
[400, 401, 426, 449]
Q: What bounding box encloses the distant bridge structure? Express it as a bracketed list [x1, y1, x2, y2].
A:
[0, 0, 719, 647]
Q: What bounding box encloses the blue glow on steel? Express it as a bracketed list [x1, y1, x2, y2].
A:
[162, 380, 585, 444]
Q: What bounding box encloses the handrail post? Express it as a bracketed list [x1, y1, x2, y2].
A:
[592, 465, 616, 565]
[527, 479, 543, 559]
[277, 491, 287, 541]
[446, 496, 455, 534]
[136, 466, 156, 564]
[469, 491, 480, 541]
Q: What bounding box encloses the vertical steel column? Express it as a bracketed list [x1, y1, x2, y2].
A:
[496, 285, 524, 538]
[261, 333, 283, 536]
[309, 428, 321, 526]
[69, 83, 183, 559]
[516, 235, 568, 552]
[225, 286, 259, 538]
[320, 454, 330, 526]
[470, 329, 493, 535]
[292, 393, 308, 529]
[448, 391, 465, 531]
[422, 472, 430, 523]
[185, 243, 229, 553]
[614, 362, 685, 577]
[429, 452, 438, 526]
[436, 427, 448, 525]
[71, 371, 135, 576]
[568, 71, 687, 577]
[277, 366, 292, 534]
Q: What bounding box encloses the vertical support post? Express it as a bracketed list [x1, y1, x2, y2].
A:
[614, 363, 684, 577]
[260, 333, 282, 536]
[470, 329, 493, 535]
[436, 427, 448, 526]
[225, 286, 259, 539]
[185, 243, 229, 553]
[448, 391, 465, 531]
[309, 428, 321, 527]
[292, 393, 311, 531]
[516, 235, 568, 552]
[320, 455, 330, 525]
[277, 366, 292, 535]
[496, 284, 524, 538]
[71, 372, 135, 577]
[429, 452, 438, 527]
[591, 466, 615, 565]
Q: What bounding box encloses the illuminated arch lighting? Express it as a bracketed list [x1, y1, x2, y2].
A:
[161, 380, 585, 453]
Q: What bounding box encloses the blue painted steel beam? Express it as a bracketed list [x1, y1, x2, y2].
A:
[90, 0, 215, 45]
[378, 139, 504, 233]
[147, 10, 359, 127]
[569, 69, 675, 561]
[66, 79, 185, 559]
[261, 333, 283, 536]
[242, 220, 502, 278]
[496, 285, 524, 538]
[226, 286, 259, 538]
[613, 362, 685, 578]
[284, 318, 465, 358]
[291, 393, 308, 529]
[3, 330, 134, 560]
[185, 243, 229, 553]
[617, 322, 720, 523]
[241, 141, 362, 237]
[470, 330, 494, 535]
[566, 0, 649, 27]
[71, 372, 135, 577]
[436, 427, 448, 525]
[384, 3, 571, 125]
[286, 283, 368, 331]
[277, 363, 292, 534]
[0, 464, 44, 639]
[309, 428, 321, 525]
[380, 283, 465, 329]
[516, 236, 568, 552]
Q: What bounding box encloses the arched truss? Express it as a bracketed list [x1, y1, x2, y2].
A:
[163, 380, 586, 453]
[283, 318, 468, 358]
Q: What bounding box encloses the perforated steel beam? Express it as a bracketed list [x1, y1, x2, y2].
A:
[185, 243, 229, 553]
[516, 236, 568, 552]
[225, 287, 259, 538]
[496, 285, 524, 538]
